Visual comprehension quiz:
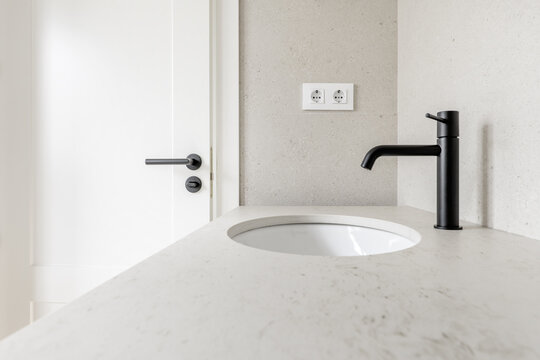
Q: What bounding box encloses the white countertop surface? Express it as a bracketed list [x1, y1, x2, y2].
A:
[1, 206, 539, 359]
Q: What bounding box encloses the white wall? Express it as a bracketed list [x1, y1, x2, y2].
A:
[240, 0, 397, 205]
[0, 0, 32, 339]
[398, 0, 540, 239]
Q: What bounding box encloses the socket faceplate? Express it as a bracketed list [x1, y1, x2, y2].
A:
[302, 83, 354, 110]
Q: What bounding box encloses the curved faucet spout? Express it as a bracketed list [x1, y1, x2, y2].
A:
[360, 110, 461, 229]
[361, 145, 441, 170]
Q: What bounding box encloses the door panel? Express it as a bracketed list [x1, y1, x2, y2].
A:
[31, 0, 210, 317]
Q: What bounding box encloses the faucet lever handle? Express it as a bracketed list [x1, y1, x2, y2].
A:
[425, 113, 448, 123]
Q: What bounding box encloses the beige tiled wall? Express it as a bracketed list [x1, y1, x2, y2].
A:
[398, 0, 540, 239]
[240, 0, 398, 205]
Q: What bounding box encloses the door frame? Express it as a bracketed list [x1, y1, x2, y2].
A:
[211, 0, 239, 218]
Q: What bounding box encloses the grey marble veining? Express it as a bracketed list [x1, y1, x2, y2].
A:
[0, 206, 539, 359]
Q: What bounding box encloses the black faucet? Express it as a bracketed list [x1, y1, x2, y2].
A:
[361, 111, 462, 230]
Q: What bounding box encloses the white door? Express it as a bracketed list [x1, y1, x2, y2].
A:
[31, 0, 212, 319]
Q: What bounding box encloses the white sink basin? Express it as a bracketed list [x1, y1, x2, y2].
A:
[228, 215, 421, 256]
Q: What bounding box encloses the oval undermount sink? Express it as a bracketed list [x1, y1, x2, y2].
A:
[228, 215, 421, 256]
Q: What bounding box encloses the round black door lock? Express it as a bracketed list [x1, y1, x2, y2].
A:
[185, 176, 202, 193]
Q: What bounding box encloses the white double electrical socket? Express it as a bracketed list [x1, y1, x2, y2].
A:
[302, 83, 354, 110]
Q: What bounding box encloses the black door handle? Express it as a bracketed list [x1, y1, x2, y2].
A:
[145, 153, 201, 170]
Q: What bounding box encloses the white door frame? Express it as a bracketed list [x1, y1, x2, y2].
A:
[0, 0, 239, 337]
[211, 0, 239, 218]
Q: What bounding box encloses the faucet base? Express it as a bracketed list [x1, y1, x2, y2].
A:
[434, 225, 463, 230]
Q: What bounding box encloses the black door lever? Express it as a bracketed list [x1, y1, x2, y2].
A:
[145, 153, 201, 170]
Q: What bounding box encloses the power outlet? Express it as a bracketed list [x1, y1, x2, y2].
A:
[332, 89, 347, 104]
[302, 83, 354, 110]
[310, 89, 325, 104]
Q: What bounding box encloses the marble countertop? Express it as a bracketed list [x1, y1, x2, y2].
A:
[1, 206, 539, 359]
